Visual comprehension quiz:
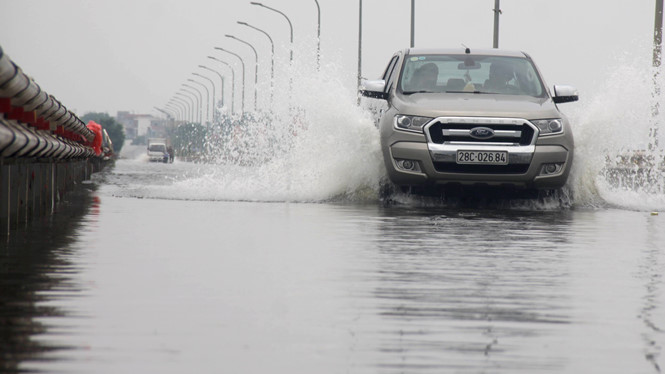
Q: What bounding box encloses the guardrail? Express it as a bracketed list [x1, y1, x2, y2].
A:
[0, 45, 110, 234]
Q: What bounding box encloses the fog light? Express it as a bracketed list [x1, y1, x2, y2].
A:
[540, 163, 563, 175]
[396, 159, 421, 172]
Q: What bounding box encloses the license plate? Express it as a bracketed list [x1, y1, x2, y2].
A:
[456, 150, 508, 165]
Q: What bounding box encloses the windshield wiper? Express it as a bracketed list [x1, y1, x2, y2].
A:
[402, 90, 436, 95]
[445, 90, 491, 94]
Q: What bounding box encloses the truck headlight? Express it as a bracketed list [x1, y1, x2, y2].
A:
[532, 119, 563, 136]
[394, 115, 432, 132]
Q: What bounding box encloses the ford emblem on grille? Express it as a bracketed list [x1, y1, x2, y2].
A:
[469, 127, 495, 140]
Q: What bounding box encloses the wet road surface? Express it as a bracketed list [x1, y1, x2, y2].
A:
[1, 158, 664, 373]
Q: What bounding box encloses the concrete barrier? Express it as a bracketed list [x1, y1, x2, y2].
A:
[0, 45, 110, 234]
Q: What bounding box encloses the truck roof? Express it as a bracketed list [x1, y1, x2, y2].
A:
[404, 48, 527, 58]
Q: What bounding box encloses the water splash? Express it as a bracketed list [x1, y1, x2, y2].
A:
[568, 46, 665, 211]
[152, 53, 385, 203]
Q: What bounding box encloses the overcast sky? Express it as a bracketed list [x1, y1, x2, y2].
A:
[0, 0, 659, 117]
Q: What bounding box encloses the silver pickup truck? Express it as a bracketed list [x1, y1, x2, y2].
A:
[361, 48, 578, 194]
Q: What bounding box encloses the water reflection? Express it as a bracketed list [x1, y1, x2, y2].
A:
[0, 187, 96, 373]
[365, 207, 574, 373]
[2, 176, 664, 373]
[639, 214, 664, 372]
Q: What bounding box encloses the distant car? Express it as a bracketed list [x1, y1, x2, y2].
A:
[360, 48, 578, 193]
[147, 138, 170, 163]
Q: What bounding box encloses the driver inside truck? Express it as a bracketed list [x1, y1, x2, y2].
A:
[484, 61, 515, 93]
[409, 62, 439, 91]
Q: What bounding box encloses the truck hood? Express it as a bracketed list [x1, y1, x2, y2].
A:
[393, 93, 560, 119]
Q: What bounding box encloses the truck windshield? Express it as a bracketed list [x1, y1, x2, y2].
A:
[149, 144, 166, 152]
[399, 55, 546, 97]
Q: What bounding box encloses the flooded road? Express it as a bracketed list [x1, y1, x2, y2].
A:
[2, 157, 664, 373]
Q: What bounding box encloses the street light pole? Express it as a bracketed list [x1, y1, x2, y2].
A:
[207, 56, 236, 116]
[192, 73, 215, 123]
[155, 107, 172, 119]
[650, 0, 664, 151]
[164, 104, 180, 120]
[493, 0, 501, 48]
[178, 90, 198, 124]
[315, 0, 321, 70]
[161, 106, 176, 122]
[169, 97, 188, 122]
[171, 98, 189, 123]
[654, 0, 663, 68]
[226, 35, 259, 111]
[250, 2, 294, 63]
[174, 93, 194, 123]
[410, 0, 415, 48]
[199, 66, 225, 118]
[188, 78, 210, 125]
[357, 0, 362, 105]
[181, 86, 202, 124]
[170, 98, 185, 121]
[182, 85, 203, 124]
[238, 21, 275, 106]
[215, 47, 246, 115]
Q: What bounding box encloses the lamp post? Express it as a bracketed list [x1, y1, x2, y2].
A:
[188, 78, 211, 125]
[182, 84, 204, 124]
[174, 94, 194, 123]
[171, 96, 190, 123]
[170, 98, 185, 122]
[357, 0, 362, 105]
[155, 107, 172, 119]
[314, 0, 321, 70]
[649, 0, 664, 150]
[192, 74, 215, 122]
[158, 106, 175, 124]
[250, 2, 293, 63]
[238, 21, 275, 106]
[493, 0, 501, 48]
[199, 66, 225, 119]
[168, 103, 184, 123]
[226, 35, 259, 111]
[207, 57, 235, 115]
[162, 104, 178, 121]
[176, 92, 197, 124]
[410, 0, 415, 47]
[215, 47, 246, 115]
[179, 88, 200, 124]
[655, 0, 664, 68]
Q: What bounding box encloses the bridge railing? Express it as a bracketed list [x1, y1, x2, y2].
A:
[0, 45, 110, 234]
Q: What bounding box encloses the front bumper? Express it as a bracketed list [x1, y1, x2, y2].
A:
[148, 152, 169, 162]
[382, 117, 573, 190]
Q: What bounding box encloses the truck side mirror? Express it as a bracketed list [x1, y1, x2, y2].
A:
[359, 79, 388, 100]
[552, 85, 579, 104]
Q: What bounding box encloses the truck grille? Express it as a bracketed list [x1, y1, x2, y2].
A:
[427, 121, 535, 146]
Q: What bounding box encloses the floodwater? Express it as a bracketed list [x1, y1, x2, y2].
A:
[3, 49, 665, 373]
[1, 153, 664, 374]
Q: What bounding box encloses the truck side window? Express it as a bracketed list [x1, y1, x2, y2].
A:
[382, 56, 399, 92]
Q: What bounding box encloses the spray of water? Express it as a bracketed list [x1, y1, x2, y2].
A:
[568, 46, 665, 211]
[158, 49, 385, 203]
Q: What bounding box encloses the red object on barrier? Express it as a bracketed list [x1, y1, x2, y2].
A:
[36, 117, 49, 130]
[0, 97, 10, 114]
[23, 111, 37, 126]
[86, 121, 103, 156]
[8, 106, 23, 121]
